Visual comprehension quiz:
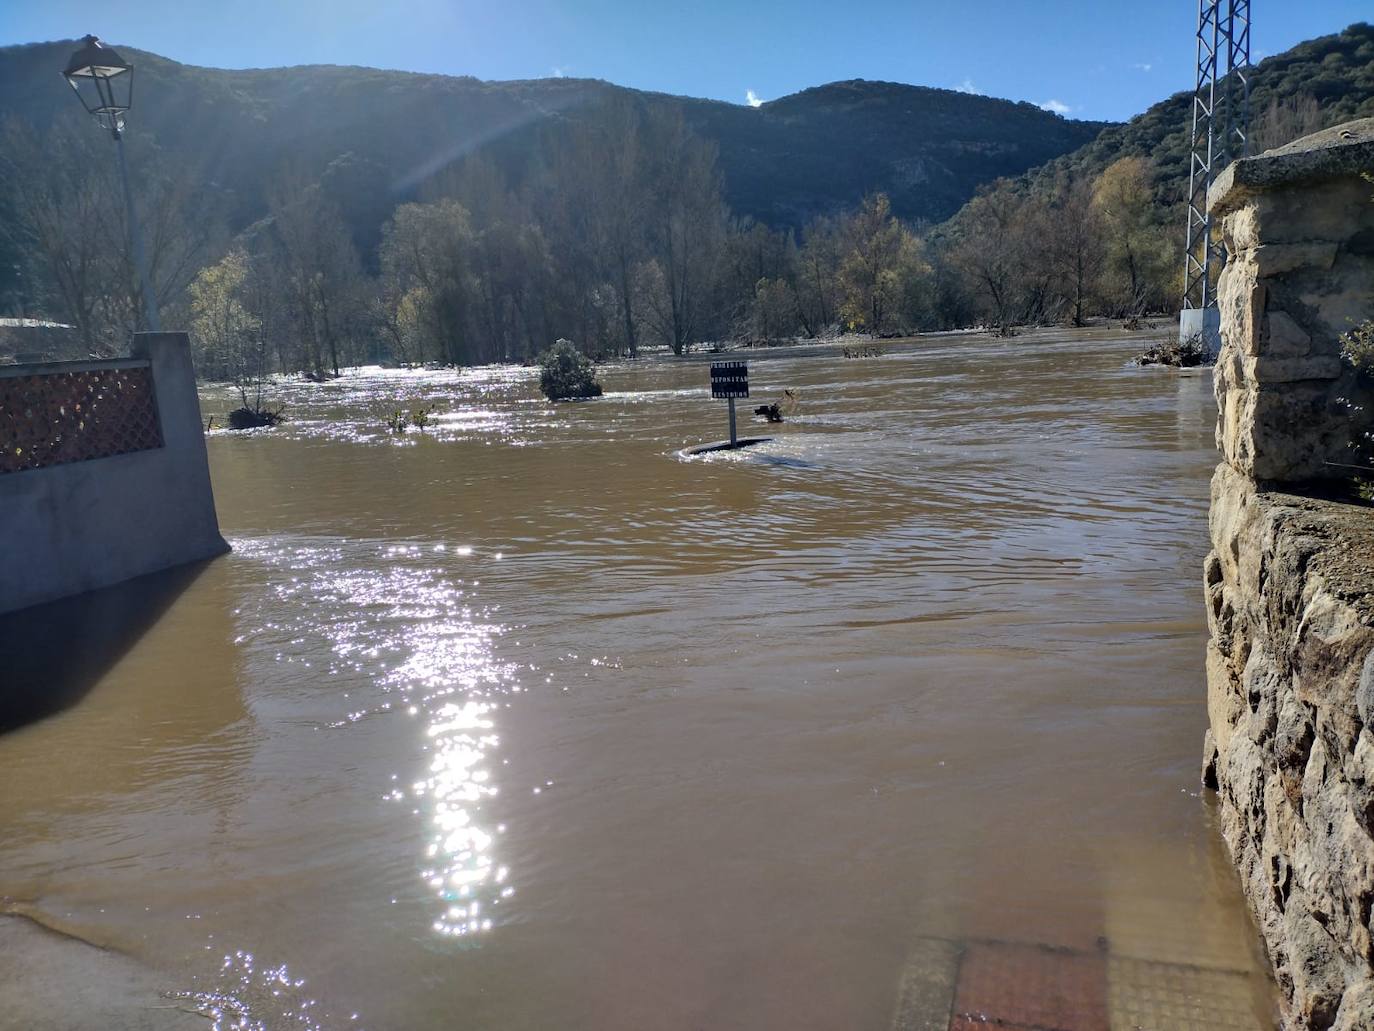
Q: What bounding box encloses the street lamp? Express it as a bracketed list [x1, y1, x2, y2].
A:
[63, 35, 160, 333]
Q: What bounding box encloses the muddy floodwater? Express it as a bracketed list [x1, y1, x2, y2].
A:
[0, 332, 1274, 1029]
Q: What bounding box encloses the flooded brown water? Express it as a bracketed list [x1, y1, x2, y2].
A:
[0, 331, 1273, 1029]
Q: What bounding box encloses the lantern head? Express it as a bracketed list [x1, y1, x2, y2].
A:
[63, 35, 133, 135]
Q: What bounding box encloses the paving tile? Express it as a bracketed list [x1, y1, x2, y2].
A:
[1107, 955, 1266, 1031]
[949, 1018, 1046, 1031]
[951, 940, 1109, 1031]
[890, 937, 960, 1031]
[949, 1018, 1041, 1031]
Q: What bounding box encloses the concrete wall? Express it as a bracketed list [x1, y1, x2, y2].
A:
[1203, 120, 1374, 1029]
[0, 332, 228, 615]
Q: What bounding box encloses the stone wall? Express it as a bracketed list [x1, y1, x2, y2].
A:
[0, 332, 228, 615]
[1204, 120, 1374, 1029]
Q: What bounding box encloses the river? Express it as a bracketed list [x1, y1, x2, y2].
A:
[0, 330, 1273, 1029]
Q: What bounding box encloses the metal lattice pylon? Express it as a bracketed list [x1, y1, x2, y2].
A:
[1182, 0, 1251, 311]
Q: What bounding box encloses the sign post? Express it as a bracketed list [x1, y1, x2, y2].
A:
[710, 361, 748, 447]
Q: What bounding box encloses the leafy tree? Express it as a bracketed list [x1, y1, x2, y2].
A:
[380, 199, 477, 366]
[188, 248, 262, 398]
[1091, 157, 1175, 316]
[835, 193, 925, 335]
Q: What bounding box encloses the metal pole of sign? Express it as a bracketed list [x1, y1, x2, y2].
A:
[728, 397, 737, 447]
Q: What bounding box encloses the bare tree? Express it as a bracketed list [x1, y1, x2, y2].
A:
[639, 110, 727, 354]
[794, 218, 841, 338]
[1251, 94, 1323, 153]
[950, 185, 1023, 333]
[1046, 178, 1105, 327]
[269, 176, 365, 376]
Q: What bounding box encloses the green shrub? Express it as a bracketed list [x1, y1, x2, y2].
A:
[538, 339, 603, 401]
[1340, 319, 1374, 376]
[384, 404, 435, 433]
[228, 405, 284, 429]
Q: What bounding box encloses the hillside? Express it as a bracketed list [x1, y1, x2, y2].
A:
[0, 40, 1107, 238]
[946, 21, 1374, 218]
[676, 80, 1109, 227]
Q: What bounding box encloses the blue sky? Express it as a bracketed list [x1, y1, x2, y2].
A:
[4, 0, 1370, 121]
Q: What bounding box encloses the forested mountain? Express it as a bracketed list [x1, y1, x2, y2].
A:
[0, 40, 1105, 241]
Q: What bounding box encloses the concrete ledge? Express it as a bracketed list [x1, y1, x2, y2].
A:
[1210, 118, 1374, 217]
[0, 912, 208, 1030]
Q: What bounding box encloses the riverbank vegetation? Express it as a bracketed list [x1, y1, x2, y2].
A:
[2, 25, 1371, 380]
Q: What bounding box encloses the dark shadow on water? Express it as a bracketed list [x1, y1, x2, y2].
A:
[748, 453, 818, 470]
[0, 560, 213, 734]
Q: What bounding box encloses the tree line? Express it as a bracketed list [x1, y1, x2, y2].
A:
[0, 90, 1331, 382]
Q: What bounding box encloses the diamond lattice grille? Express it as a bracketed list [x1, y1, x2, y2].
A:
[1, 366, 163, 474]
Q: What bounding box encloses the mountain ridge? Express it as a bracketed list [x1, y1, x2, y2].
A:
[0, 39, 1111, 236]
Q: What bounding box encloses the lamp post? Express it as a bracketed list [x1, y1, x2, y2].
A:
[62, 35, 160, 333]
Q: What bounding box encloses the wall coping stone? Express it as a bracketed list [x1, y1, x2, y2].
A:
[0, 356, 150, 379]
[1247, 487, 1374, 624]
[1209, 117, 1374, 217]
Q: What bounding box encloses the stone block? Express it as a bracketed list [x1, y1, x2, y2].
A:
[1222, 206, 1262, 252]
[1208, 641, 1244, 754]
[1243, 354, 1343, 384]
[1264, 311, 1313, 359]
[1250, 180, 1374, 244]
[1222, 383, 1347, 482]
[1334, 980, 1374, 1031]
[1217, 257, 1266, 355]
[1254, 242, 1340, 278]
[1358, 652, 1374, 728]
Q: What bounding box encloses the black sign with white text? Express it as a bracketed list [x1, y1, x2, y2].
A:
[710, 361, 749, 399]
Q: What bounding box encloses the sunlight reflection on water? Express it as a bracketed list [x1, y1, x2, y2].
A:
[167, 949, 361, 1031]
[231, 537, 518, 942]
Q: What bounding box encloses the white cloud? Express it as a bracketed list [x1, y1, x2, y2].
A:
[745, 89, 764, 108]
[1039, 99, 1072, 115]
[955, 78, 983, 95]
[552, 66, 569, 78]
[1132, 62, 1153, 72]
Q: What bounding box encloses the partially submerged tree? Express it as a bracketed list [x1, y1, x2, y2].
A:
[189, 248, 284, 428]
